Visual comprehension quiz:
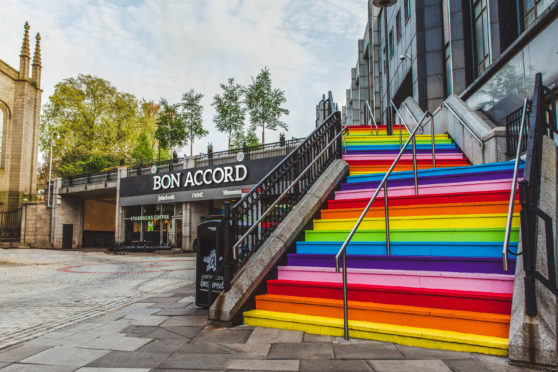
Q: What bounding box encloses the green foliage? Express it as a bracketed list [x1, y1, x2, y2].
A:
[279, 132, 286, 146]
[244, 67, 289, 144]
[231, 129, 261, 149]
[131, 132, 154, 164]
[182, 89, 208, 156]
[40, 74, 155, 177]
[212, 78, 245, 149]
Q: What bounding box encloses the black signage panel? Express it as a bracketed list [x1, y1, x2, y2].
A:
[195, 220, 224, 308]
[119, 157, 283, 199]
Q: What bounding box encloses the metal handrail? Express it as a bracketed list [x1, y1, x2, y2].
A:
[441, 101, 483, 145]
[390, 100, 420, 194]
[400, 101, 436, 169]
[334, 111, 430, 340]
[364, 100, 379, 135]
[231, 126, 348, 255]
[502, 98, 528, 271]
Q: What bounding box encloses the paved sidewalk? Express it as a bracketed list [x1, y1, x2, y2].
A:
[0, 281, 541, 372]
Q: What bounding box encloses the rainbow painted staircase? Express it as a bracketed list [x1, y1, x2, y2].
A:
[243, 124, 520, 356]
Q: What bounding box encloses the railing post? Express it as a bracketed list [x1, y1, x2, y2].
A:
[384, 184, 390, 255]
[342, 250, 349, 340]
[223, 201, 232, 291]
[412, 136, 418, 194]
[430, 114, 436, 168]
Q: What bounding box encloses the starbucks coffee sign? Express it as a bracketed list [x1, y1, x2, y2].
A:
[153, 165, 247, 191]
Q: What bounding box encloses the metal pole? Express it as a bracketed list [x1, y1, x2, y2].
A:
[430, 115, 436, 168]
[384, 184, 390, 255]
[412, 136, 418, 194]
[399, 116, 403, 149]
[47, 133, 54, 208]
[342, 250, 349, 340]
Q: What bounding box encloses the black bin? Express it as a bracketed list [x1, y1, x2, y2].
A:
[195, 219, 225, 308]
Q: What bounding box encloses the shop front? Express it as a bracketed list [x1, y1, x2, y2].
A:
[117, 156, 283, 250]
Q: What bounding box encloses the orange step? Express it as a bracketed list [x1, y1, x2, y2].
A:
[256, 294, 510, 338]
[320, 201, 521, 219]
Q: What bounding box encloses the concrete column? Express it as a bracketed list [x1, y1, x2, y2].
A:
[50, 178, 60, 248]
[114, 167, 127, 243]
[182, 202, 191, 251]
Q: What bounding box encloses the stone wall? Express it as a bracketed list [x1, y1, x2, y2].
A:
[20, 202, 50, 248]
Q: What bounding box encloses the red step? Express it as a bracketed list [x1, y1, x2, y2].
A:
[266, 279, 512, 314]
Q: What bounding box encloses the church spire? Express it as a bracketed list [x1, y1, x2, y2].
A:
[19, 22, 31, 80]
[32, 33, 42, 88]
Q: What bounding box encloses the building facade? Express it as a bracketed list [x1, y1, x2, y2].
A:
[0, 22, 42, 211]
[343, 0, 558, 127]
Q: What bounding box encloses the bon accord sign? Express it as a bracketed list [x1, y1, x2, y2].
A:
[119, 157, 283, 206]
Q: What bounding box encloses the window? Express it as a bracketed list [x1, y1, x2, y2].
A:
[404, 0, 411, 23]
[524, 0, 553, 28]
[396, 10, 402, 43]
[473, 0, 490, 75]
[389, 29, 394, 59]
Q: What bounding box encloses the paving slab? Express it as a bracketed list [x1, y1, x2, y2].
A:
[300, 359, 373, 372]
[125, 315, 168, 327]
[191, 327, 253, 344]
[159, 316, 208, 327]
[121, 325, 195, 340]
[0, 344, 51, 362]
[443, 356, 535, 372]
[76, 368, 150, 372]
[137, 297, 182, 303]
[147, 302, 190, 309]
[368, 359, 453, 372]
[226, 358, 300, 371]
[154, 308, 206, 316]
[163, 326, 203, 338]
[20, 346, 109, 367]
[136, 339, 189, 353]
[0, 363, 75, 372]
[397, 344, 473, 359]
[268, 342, 334, 360]
[333, 343, 404, 360]
[0, 363, 8, 369]
[156, 353, 233, 370]
[175, 342, 233, 354]
[81, 334, 152, 351]
[246, 327, 303, 344]
[86, 350, 171, 369]
[220, 343, 271, 359]
[302, 333, 334, 343]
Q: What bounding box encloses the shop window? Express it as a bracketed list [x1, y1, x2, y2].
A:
[404, 0, 411, 23]
[473, 0, 490, 75]
[396, 10, 402, 43]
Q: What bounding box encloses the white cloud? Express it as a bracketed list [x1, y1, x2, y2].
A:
[0, 0, 367, 155]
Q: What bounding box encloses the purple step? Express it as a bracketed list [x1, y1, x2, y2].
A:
[287, 254, 515, 275]
[346, 149, 462, 155]
[340, 169, 522, 191]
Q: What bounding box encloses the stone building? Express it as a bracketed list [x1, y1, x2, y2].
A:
[0, 22, 42, 211]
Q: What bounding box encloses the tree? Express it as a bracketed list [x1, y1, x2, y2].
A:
[40, 74, 146, 176]
[154, 99, 183, 155]
[212, 78, 245, 149]
[181, 89, 208, 156]
[245, 67, 289, 144]
[131, 132, 154, 164]
[231, 130, 260, 149]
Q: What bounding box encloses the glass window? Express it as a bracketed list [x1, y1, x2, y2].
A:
[404, 0, 411, 23]
[473, 0, 490, 75]
[389, 29, 394, 59]
[396, 11, 402, 43]
[524, 0, 553, 28]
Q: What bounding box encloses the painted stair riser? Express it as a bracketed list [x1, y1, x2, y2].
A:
[321, 202, 520, 219]
[345, 144, 459, 152]
[305, 228, 519, 243]
[328, 190, 515, 209]
[346, 148, 462, 155]
[287, 254, 516, 274]
[334, 180, 515, 200]
[345, 159, 469, 166]
[312, 214, 519, 230]
[295, 241, 518, 257]
[349, 164, 470, 175]
[276, 267, 514, 293]
[244, 310, 509, 356]
[345, 161, 518, 182]
[255, 295, 510, 338]
[340, 170, 522, 191]
[266, 280, 512, 314]
[342, 154, 466, 161]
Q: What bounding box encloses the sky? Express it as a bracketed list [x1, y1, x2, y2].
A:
[0, 0, 368, 157]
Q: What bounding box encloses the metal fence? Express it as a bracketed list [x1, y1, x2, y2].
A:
[0, 208, 21, 242]
[506, 105, 530, 157]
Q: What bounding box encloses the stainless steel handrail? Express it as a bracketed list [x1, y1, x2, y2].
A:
[364, 100, 379, 135]
[231, 126, 348, 257]
[441, 101, 483, 145]
[334, 112, 430, 340]
[502, 98, 528, 271]
[390, 100, 419, 194]
[400, 101, 436, 169]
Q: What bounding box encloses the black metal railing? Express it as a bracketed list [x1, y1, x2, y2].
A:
[519, 73, 558, 316]
[0, 208, 21, 242]
[316, 91, 337, 127]
[203, 109, 343, 303]
[506, 105, 530, 157]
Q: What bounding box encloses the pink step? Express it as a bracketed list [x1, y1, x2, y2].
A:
[343, 154, 466, 162]
[277, 266, 514, 294]
[334, 179, 515, 201]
